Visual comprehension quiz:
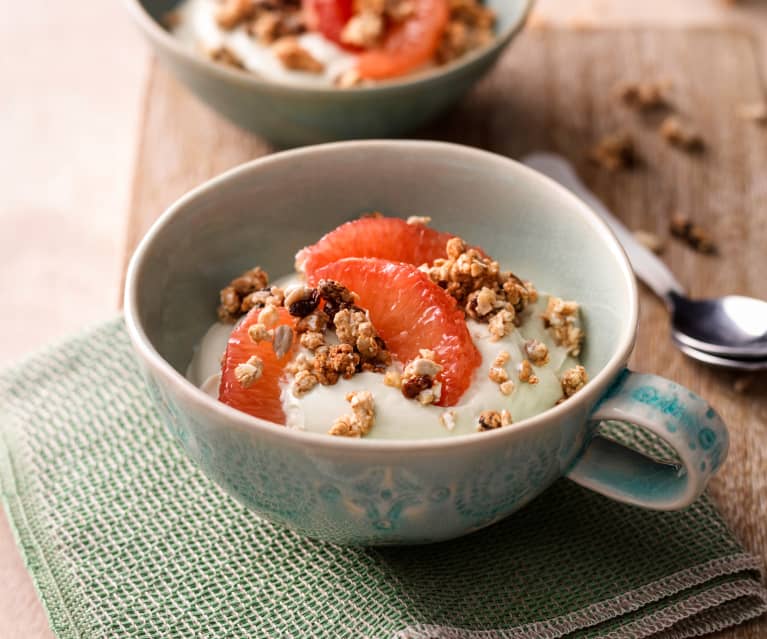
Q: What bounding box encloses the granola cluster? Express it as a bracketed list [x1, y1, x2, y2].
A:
[477, 408, 511, 432]
[659, 116, 705, 153]
[329, 390, 376, 437]
[589, 131, 640, 172]
[559, 365, 588, 400]
[421, 237, 538, 341]
[218, 266, 286, 322]
[517, 359, 539, 385]
[669, 214, 716, 254]
[618, 81, 668, 111]
[285, 279, 391, 396]
[541, 296, 584, 357]
[436, 0, 496, 65]
[398, 349, 444, 405]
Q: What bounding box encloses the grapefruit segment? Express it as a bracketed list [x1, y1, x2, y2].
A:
[297, 216, 459, 283]
[315, 258, 481, 406]
[219, 306, 297, 424]
[356, 0, 450, 80]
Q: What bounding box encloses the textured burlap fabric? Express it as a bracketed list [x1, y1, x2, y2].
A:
[1, 319, 765, 638]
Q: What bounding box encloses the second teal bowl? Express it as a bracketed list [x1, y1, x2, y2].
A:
[124, 0, 533, 147]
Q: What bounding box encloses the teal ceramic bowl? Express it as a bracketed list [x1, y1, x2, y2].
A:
[123, 0, 533, 147]
[124, 141, 728, 545]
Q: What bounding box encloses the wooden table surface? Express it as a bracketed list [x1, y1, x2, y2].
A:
[3, 3, 767, 638]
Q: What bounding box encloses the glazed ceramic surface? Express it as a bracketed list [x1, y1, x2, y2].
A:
[123, 0, 533, 147]
[124, 141, 728, 545]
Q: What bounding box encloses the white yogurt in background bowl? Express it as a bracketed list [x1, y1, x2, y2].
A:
[124, 141, 728, 545]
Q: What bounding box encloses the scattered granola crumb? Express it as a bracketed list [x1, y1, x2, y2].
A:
[518, 359, 539, 385]
[335, 68, 364, 88]
[488, 350, 510, 385]
[524, 339, 549, 367]
[659, 116, 705, 152]
[407, 215, 432, 226]
[669, 214, 717, 254]
[499, 380, 514, 396]
[542, 297, 584, 356]
[523, 280, 539, 304]
[206, 45, 246, 69]
[633, 229, 665, 254]
[341, 11, 384, 48]
[248, 323, 272, 343]
[561, 365, 588, 398]
[401, 351, 443, 404]
[440, 410, 457, 431]
[737, 102, 767, 125]
[292, 369, 319, 396]
[329, 390, 376, 437]
[488, 365, 509, 384]
[218, 266, 270, 322]
[488, 309, 515, 341]
[250, 12, 281, 43]
[234, 355, 263, 388]
[247, 8, 306, 44]
[299, 330, 325, 351]
[384, 370, 402, 388]
[272, 324, 294, 359]
[416, 383, 442, 406]
[385, 0, 415, 21]
[216, 0, 254, 29]
[436, 20, 469, 64]
[618, 82, 668, 111]
[493, 351, 510, 367]
[589, 131, 639, 171]
[258, 303, 280, 328]
[273, 37, 324, 73]
[285, 285, 320, 317]
[477, 409, 510, 432]
[436, 0, 495, 64]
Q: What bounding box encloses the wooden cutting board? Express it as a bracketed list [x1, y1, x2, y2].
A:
[119, 27, 764, 638]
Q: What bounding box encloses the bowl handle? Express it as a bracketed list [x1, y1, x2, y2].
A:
[564, 369, 729, 510]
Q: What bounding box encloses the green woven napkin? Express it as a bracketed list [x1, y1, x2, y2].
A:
[1, 320, 765, 639]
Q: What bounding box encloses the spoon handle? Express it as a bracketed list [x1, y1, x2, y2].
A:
[523, 152, 685, 304]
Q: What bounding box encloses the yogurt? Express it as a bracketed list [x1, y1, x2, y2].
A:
[187, 294, 580, 440]
[171, 0, 356, 87]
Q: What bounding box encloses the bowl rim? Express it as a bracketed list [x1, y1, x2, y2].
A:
[124, 140, 638, 452]
[122, 0, 535, 95]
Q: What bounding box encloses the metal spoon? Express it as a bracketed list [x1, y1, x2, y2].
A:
[523, 152, 767, 368]
[672, 336, 767, 371]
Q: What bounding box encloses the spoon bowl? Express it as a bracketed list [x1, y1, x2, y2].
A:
[670, 293, 767, 359]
